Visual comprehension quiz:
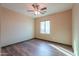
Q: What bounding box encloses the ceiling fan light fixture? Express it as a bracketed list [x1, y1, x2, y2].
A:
[34, 11, 40, 15]
[27, 3, 47, 16]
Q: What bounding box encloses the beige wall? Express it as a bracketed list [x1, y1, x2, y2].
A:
[0, 6, 34, 47]
[35, 10, 72, 45]
[72, 4, 79, 56]
[0, 6, 1, 50]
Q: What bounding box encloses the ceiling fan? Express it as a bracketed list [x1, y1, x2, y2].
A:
[27, 3, 47, 15]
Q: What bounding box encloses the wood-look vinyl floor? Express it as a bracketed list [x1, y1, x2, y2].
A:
[1, 39, 74, 56]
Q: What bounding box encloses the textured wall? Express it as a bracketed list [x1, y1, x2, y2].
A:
[0, 6, 34, 47]
[72, 4, 79, 56]
[35, 10, 72, 45]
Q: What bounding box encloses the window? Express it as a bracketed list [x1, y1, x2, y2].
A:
[40, 20, 50, 34]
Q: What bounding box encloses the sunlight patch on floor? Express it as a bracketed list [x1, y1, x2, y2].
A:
[48, 44, 74, 56]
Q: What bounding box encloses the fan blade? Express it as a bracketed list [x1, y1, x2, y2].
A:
[40, 11, 47, 14]
[41, 7, 47, 10]
[40, 10, 47, 13]
[32, 3, 39, 9]
[40, 12, 44, 14]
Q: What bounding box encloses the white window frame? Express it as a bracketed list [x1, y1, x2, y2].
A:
[40, 20, 50, 34]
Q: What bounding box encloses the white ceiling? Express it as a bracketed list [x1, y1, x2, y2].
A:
[0, 3, 73, 18]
